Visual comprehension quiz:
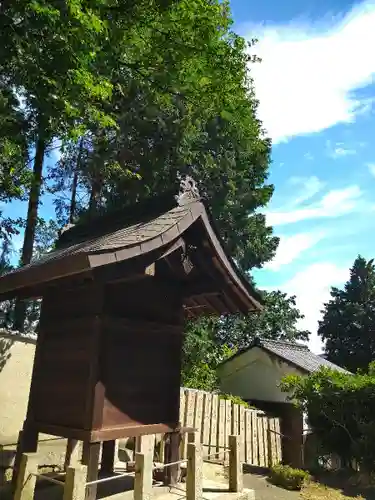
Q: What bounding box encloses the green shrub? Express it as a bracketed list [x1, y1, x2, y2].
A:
[281, 367, 375, 473]
[219, 393, 252, 408]
[269, 464, 310, 490]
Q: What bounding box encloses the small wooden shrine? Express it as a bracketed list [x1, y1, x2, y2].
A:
[0, 177, 261, 496]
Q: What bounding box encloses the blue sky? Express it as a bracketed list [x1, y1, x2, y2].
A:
[232, 0, 375, 352]
[3, 0, 375, 353]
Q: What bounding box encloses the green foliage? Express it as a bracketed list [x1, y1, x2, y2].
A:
[0, 0, 117, 139]
[219, 393, 250, 408]
[269, 464, 310, 490]
[319, 255, 375, 373]
[281, 367, 375, 473]
[181, 318, 235, 391]
[0, 84, 30, 201]
[181, 288, 310, 391]
[182, 362, 219, 392]
[71, 0, 278, 270]
[32, 219, 59, 260]
[0, 83, 30, 243]
[215, 290, 310, 349]
[2, 1, 280, 336]
[2, 0, 278, 283]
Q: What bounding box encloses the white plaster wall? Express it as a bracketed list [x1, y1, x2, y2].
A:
[218, 346, 303, 403]
[0, 333, 36, 440]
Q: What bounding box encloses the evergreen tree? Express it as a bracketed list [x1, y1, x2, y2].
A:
[319, 255, 375, 373]
[65, 0, 278, 270]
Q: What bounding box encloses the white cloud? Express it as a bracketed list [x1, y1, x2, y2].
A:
[266, 184, 362, 226]
[280, 262, 349, 353]
[247, 1, 375, 143]
[367, 162, 375, 176]
[288, 176, 325, 205]
[326, 140, 357, 158]
[264, 231, 325, 270]
[330, 147, 356, 158]
[304, 152, 314, 160]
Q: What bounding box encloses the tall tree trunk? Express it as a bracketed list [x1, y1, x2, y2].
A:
[88, 183, 97, 216]
[88, 170, 103, 218]
[69, 170, 79, 224]
[13, 135, 46, 331]
[69, 138, 83, 224]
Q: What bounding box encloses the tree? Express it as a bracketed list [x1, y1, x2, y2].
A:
[0, 0, 186, 300]
[1, 0, 116, 258]
[1, 1, 122, 329]
[215, 291, 310, 349]
[1, 218, 60, 333]
[319, 256, 375, 373]
[281, 367, 375, 473]
[3, 2, 279, 335]
[182, 290, 309, 390]
[0, 83, 30, 243]
[0, 239, 15, 328]
[181, 318, 231, 391]
[32, 219, 59, 261]
[69, 0, 278, 270]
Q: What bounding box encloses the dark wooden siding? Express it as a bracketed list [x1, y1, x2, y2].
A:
[100, 278, 183, 430]
[104, 278, 183, 324]
[29, 276, 184, 437]
[100, 318, 183, 429]
[32, 315, 100, 429]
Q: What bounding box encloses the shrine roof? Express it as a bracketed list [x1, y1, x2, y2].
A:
[0, 177, 262, 314]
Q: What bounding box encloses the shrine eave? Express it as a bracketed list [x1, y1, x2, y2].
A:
[0, 188, 262, 315]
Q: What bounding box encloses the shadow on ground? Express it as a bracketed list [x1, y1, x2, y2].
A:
[311, 470, 375, 500]
[0, 472, 136, 500]
[0, 337, 13, 373]
[242, 468, 300, 500]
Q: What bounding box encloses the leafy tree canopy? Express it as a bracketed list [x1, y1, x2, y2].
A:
[216, 290, 309, 349]
[58, 0, 278, 271]
[182, 290, 310, 391]
[281, 367, 375, 473]
[319, 255, 375, 373]
[0, 83, 30, 243]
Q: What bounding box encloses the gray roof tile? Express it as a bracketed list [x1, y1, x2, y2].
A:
[7, 205, 192, 276]
[258, 339, 350, 374]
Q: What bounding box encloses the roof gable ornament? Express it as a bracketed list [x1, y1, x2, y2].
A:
[175, 175, 201, 206]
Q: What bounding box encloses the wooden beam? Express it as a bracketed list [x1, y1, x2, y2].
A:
[0, 271, 93, 302]
[92, 257, 155, 284]
[181, 279, 220, 298]
[90, 423, 179, 442]
[189, 247, 246, 313]
[32, 422, 181, 444]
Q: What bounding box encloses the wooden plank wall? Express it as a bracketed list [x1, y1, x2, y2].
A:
[177, 388, 282, 467]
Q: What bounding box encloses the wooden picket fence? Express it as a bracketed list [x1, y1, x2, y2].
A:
[177, 388, 282, 468]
